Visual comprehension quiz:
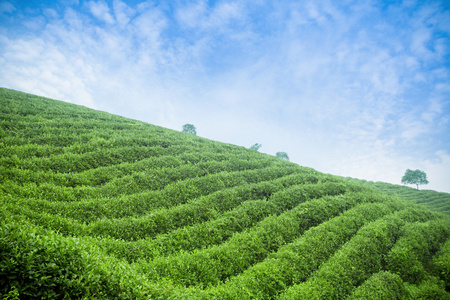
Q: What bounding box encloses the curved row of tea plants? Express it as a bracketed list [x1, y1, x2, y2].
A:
[343, 177, 450, 215]
[1, 88, 449, 299]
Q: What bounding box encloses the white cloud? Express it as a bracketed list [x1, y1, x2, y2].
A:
[113, 0, 135, 26]
[131, 7, 166, 44]
[86, 0, 114, 24]
[421, 97, 442, 123]
[44, 8, 59, 19]
[4, 37, 45, 62]
[209, 1, 244, 27]
[0, 29, 97, 108]
[176, 1, 207, 28]
[176, 0, 246, 31]
[62, 7, 84, 31]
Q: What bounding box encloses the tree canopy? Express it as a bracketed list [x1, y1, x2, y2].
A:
[182, 124, 197, 135]
[276, 152, 289, 161]
[250, 143, 262, 151]
[401, 169, 429, 190]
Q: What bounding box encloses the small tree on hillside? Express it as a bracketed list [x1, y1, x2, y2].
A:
[276, 152, 289, 161]
[401, 169, 429, 190]
[250, 143, 262, 151]
[182, 124, 197, 135]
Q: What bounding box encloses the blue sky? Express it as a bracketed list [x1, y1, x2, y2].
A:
[1, 0, 450, 192]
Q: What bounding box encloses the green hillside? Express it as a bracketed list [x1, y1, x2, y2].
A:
[1, 87, 449, 299]
[343, 178, 450, 215]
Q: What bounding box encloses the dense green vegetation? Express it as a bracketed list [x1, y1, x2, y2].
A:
[1, 87, 449, 299]
[344, 177, 450, 215]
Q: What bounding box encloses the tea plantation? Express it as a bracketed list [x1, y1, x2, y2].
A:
[1, 88, 449, 299]
[343, 178, 450, 216]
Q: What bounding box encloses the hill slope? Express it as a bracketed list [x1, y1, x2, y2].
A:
[343, 177, 450, 215]
[1, 88, 449, 299]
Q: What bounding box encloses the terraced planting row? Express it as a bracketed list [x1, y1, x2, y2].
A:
[1, 88, 449, 299]
[344, 177, 450, 215]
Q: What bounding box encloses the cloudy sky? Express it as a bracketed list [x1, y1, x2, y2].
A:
[1, 0, 449, 192]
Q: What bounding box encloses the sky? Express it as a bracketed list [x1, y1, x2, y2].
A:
[1, 0, 450, 192]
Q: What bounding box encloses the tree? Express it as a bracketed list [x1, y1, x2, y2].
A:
[182, 124, 196, 135]
[401, 169, 429, 190]
[276, 152, 289, 161]
[250, 143, 262, 151]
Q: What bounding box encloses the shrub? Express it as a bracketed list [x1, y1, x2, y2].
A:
[206, 202, 404, 299]
[279, 212, 413, 299]
[386, 219, 450, 284]
[346, 271, 405, 300]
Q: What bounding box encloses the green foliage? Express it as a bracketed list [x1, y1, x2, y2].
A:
[0, 220, 90, 299]
[3, 286, 20, 300]
[276, 151, 289, 160]
[1, 88, 449, 299]
[430, 239, 450, 291]
[386, 219, 450, 284]
[279, 211, 423, 299]
[182, 123, 197, 135]
[141, 193, 360, 287]
[347, 271, 405, 300]
[402, 169, 429, 189]
[343, 177, 450, 215]
[250, 143, 262, 151]
[404, 277, 450, 300]
[205, 200, 405, 299]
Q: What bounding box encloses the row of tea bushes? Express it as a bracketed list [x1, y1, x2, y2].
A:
[141, 191, 379, 287]
[344, 177, 450, 215]
[1, 156, 283, 204]
[204, 199, 405, 299]
[385, 219, 450, 284]
[3, 162, 302, 222]
[348, 271, 449, 300]
[94, 180, 350, 262]
[3, 168, 311, 239]
[278, 208, 448, 299]
[0, 216, 171, 300]
[85, 172, 313, 240]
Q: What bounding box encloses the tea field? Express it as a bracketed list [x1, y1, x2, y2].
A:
[1, 88, 449, 299]
[343, 178, 450, 215]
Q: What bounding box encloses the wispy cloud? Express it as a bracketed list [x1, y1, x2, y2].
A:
[86, 0, 114, 24]
[176, 0, 246, 30]
[112, 0, 135, 26]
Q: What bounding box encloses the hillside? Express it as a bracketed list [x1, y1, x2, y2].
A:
[343, 178, 450, 215]
[1, 87, 449, 299]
